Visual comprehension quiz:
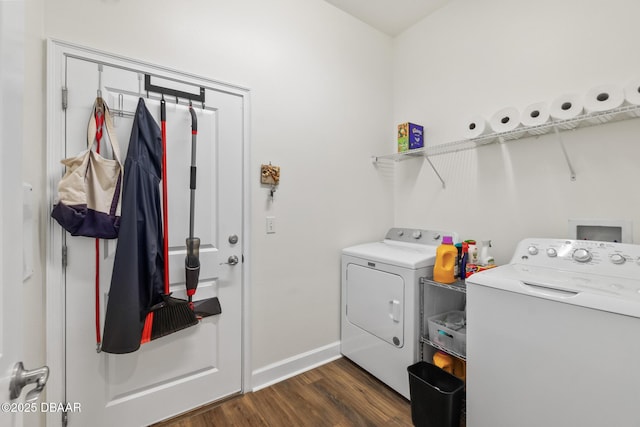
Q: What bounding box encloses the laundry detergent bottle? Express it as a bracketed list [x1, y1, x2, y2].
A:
[433, 235, 457, 284]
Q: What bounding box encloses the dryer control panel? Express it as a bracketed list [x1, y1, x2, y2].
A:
[513, 238, 640, 279]
[384, 228, 459, 246]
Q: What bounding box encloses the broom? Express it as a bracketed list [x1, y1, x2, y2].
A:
[141, 97, 198, 344]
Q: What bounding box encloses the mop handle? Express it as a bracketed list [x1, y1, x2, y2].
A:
[188, 106, 197, 240]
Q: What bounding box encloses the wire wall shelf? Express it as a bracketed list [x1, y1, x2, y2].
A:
[372, 103, 640, 187]
[374, 103, 640, 161]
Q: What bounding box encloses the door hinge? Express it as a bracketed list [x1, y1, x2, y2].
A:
[62, 245, 68, 267]
[62, 87, 68, 110]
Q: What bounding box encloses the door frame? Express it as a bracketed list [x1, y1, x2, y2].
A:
[45, 39, 252, 425]
[1, 1, 25, 425]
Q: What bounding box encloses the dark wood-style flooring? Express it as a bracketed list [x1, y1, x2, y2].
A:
[153, 357, 415, 426]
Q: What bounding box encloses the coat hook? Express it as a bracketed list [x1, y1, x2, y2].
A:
[97, 64, 103, 98]
[118, 93, 124, 118]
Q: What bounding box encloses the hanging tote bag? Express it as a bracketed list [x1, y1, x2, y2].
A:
[51, 98, 123, 239]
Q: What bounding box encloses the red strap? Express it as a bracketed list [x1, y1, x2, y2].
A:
[95, 112, 104, 146]
[95, 240, 101, 346]
[95, 108, 104, 348]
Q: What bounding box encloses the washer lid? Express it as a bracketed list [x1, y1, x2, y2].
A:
[342, 240, 438, 269]
[467, 264, 640, 318]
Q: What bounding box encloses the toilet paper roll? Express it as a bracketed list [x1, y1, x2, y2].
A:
[463, 115, 495, 142]
[623, 78, 640, 117]
[521, 101, 551, 135]
[550, 93, 584, 129]
[624, 78, 640, 105]
[584, 84, 625, 123]
[489, 106, 523, 140]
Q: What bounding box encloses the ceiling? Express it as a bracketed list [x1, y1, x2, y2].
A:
[324, 0, 450, 36]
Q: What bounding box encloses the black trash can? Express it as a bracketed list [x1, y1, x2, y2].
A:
[407, 361, 465, 427]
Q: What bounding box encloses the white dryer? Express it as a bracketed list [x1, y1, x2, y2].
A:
[341, 228, 458, 399]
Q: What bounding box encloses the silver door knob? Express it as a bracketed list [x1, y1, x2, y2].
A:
[221, 255, 239, 265]
[9, 362, 49, 403]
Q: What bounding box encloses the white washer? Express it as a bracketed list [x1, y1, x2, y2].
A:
[467, 238, 640, 427]
[341, 228, 458, 399]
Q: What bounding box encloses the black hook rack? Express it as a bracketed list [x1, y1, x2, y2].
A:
[144, 74, 205, 106]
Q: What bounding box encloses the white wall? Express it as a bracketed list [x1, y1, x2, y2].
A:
[23, 0, 394, 407]
[392, 0, 640, 264]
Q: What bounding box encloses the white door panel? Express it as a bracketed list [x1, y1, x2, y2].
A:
[163, 102, 220, 289]
[48, 46, 246, 426]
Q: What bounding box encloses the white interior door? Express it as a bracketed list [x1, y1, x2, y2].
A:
[0, 0, 24, 426]
[47, 44, 247, 427]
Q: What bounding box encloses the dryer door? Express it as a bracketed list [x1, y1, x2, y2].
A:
[346, 264, 404, 347]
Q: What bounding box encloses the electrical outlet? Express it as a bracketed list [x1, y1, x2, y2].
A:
[266, 216, 276, 234]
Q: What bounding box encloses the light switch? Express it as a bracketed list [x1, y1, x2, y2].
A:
[266, 216, 276, 234]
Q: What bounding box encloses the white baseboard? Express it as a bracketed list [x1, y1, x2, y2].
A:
[251, 341, 341, 392]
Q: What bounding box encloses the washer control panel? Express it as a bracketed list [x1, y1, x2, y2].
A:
[514, 238, 640, 279]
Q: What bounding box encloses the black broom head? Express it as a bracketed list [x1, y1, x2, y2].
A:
[150, 294, 199, 341]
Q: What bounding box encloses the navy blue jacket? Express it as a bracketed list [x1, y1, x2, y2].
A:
[101, 98, 164, 354]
